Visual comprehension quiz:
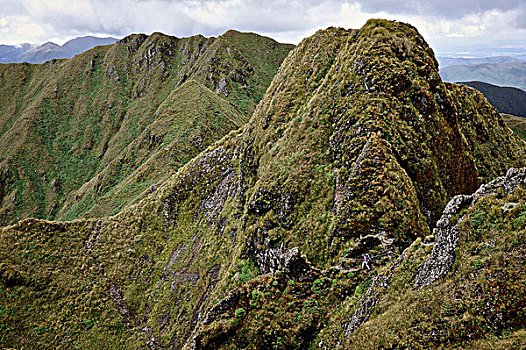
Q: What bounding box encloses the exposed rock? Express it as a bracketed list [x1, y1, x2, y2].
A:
[474, 167, 526, 196]
[228, 229, 237, 245]
[279, 247, 319, 282]
[108, 282, 134, 328]
[85, 220, 104, 250]
[254, 246, 319, 281]
[414, 167, 526, 289]
[201, 291, 240, 326]
[336, 250, 408, 346]
[50, 178, 59, 193]
[247, 188, 295, 225]
[413, 194, 472, 289]
[501, 202, 519, 212]
[197, 168, 237, 225]
[253, 243, 291, 275]
[217, 76, 228, 97]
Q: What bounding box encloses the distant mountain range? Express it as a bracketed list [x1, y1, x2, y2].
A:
[437, 56, 524, 68]
[440, 61, 526, 92]
[1, 20, 526, 350]
[0, 36, 118, 63]
[460, 81, 526, 118]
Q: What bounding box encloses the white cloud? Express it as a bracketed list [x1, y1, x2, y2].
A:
[0, 15, 47, 44]
[0, 0, 524, 56]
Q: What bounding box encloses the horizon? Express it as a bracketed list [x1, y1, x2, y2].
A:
[1, 1, 526, 58]
[3, 27, 526, 60]
[2, 34, 120, 47]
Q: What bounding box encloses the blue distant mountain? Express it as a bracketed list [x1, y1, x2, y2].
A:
[440, 61, 526, 92]
[437, 56, 524, 68]
[0, 36, 118, 64]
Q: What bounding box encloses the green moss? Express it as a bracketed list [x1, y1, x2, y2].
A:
[1, 19, 525, 350]
[354, 279, 372, 296]
[323, 186, 526, 349]
[470, 210, 486, 229]
[0, 31, 293, 226]
[234, 307, 246, 319]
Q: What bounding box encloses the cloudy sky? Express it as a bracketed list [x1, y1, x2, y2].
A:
[1, 0, 526, 56]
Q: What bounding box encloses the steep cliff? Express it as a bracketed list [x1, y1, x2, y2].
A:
[317, 167, 526, 349]
[0, 19, 525, 349]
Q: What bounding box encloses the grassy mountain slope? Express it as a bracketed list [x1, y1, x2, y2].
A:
[57, 79, 246, 220]
[440, 61, 526, 91]
[459, 81, 526, 118]
[191, 21, 526, 348]
[502, 113, 526, 140]
[1, 19, 525, 349]
[0, 31, 293, 226]
[318, 168, 526, 349]
[187, 30, 295, 114]
[446, 83, 526, 181]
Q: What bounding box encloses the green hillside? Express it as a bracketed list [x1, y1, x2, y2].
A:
[502, 113, 526, 140]
[0, 19, 525, 349]
[0, 31, 293, 226]
[460, 81, 526, 118]
[57, 79, 247, 220]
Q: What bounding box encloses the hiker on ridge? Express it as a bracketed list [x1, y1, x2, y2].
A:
[362, 253, 371, 270]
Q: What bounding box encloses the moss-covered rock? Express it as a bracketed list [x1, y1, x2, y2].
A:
[1, 19, 525, 349]
[318, 168, 526, 349]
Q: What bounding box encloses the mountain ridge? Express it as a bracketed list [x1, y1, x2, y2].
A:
[458, 81, 526, 118]
[0, 30, 294, 226]
[0, 19, 525, 349]
[437, 55, 524, 68]
[440, 61, 526, 91]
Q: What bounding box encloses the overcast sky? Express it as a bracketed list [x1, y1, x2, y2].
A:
[1, 0, 526, 56]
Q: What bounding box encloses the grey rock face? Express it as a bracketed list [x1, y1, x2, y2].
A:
[217, 76, 229, 97]
[475, 167, 526, 197]
[197, 168, 237, 226]
[254, 245, 319, 282]
[414, 167, 526, 289]
[412, 194, 472, 289]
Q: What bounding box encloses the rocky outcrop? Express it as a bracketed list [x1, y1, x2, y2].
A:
[1, 20, 526, 350]
[414, 167, 526, 289]
[339, 250, 408, 343]
[326, 166, 526, 349]
[254, 246, 319, 281]
[413, 194, 472, 289]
